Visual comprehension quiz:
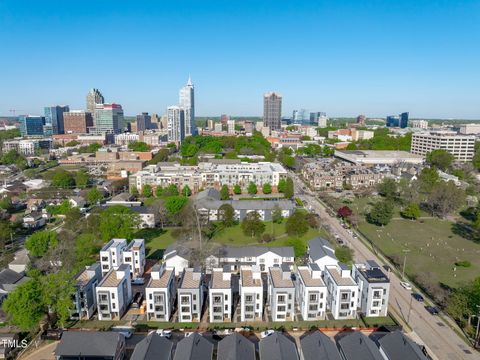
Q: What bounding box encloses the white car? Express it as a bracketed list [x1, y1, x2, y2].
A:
[260, 330, 275, 338]
[111, 326, 134, 339]
[156, 329, 172, 338]
[184, 331, 195, 338]
[400, 282, 412, 291]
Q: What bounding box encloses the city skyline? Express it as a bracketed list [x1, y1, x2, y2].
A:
[1, 1, 479, 118]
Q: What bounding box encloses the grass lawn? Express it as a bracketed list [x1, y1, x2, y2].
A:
[134, 228, 176, 259]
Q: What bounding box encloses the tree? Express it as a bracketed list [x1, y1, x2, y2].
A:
[285, 210, 309, 237]
[40, 271, 76, 326]
[277, 178, 286, 193]
[52, 170, 75, 188]
[247, 182, 257, 195]
[164, 196, 189, 217]
[233, 184, 242, 195]
[272, 205, 283, 224]
[182, 185, 192, 197]
[142, 184, 153, 198]
[241, 211, 265, 237]
[472, 142, 480, 170]
[281, 155, 295, 169]
[155, 186, 164, 197]
[418, 167, 440, 193]
[130, 186, 139, 196]
[447, 277, 480, 336]
[377, 178, 398, 199]
[337, 206, 353, 219]
[75, 233, 102, 266]
[262, 183, 272, 194]
[99, 205, 140, 241]
[401, 203, 421, 220]
[367, 201, 394, 226]
[64, 207, 82, 231]
[87, 187, 103, 205]
[426, 181, 465, 217]
[149, 148, 170, 164]
[335, 246, 353, 264]
[25, 231, 58, 257]
[218, 204, 235, 227]
[0, 197, 13, 211]
[128, 141, 149, 152]
[426, 149, 454, 171]
[163, 184, 179, 196]
[75, 170, 89, 188]
[220, 185, 230, 200]
[284, 177, 294, 199]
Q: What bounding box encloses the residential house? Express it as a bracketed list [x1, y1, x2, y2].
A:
[96, 264, 132, 320]
[337, 332, 384, 360]
[8, 249, 30, 273]
[72, 262, 102, 320]
[25, 198, 45, 213]
[100, 238, 128, 275]
[22, 212, 46, 229]
[217, 333, 255, 360]
[122, 239, 146, 278]
[54, 331, 125, 360]
[0, 269, 28, 305]
[307, 237, 338, 272]
[259, 332, 299, 360]
[131, 333, 173, 360]
[173, 333, 213, 360]
[69, 196, 86, 209]
[268, 265, 295, 322]
[177, 267, 203, 322]
[209, 267, 232, 323]
[324, 263, 359, 320]
[352, 261, 390, 317]
[145, 265, 176, 321]
[239, 265, 263, 322]
[295, 263, 327, 320]
[130, 206, 156, 228]
[376, 330, 429, 360]
[105, 192, 142, 207]
[163, 244, 190, 276]
[300, 330, 341, 360]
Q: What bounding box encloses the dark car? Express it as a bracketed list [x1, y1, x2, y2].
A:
[41, 329, 63, 340]
[412, 293, 425, 302]
[425, 306, 439, 315]
[131, 292, 144, 308]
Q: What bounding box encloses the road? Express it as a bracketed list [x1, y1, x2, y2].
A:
[290, 172, 480, 360]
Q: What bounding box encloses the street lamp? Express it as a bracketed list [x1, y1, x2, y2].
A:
[402, 249, 411, 280]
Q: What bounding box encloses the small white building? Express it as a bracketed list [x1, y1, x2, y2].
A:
[72, 263, 102, 320]
[324, 263, 358, 320]
[295, 263, 327, 321]
[96, 264, 132, 320]
[177, 267, 203, 322]
[163, 244, 190, 276]
[100, 239, 127, 275]
[209, 267, 232, 323]
[122, 239, 146, 279]
[307, 237, 338, 272]
[268, 265, 295, 322]
[239, 265, 263, 322]
[130, 206, 156, 228]
[145, 265, 176, 321]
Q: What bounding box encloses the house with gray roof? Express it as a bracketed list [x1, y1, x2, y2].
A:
[307, 237, 338, 272]
[259, 332, 298, 360]
[131, 333, 173, 360]
[300, 330, 341, 360]
[173, 333, 213, 360]
[337, 332, 383, 360]
[54, 331, 125, 360]
[0, 268, 28, 305]
[377, 331, 428, 360]
[8, 248, 30, 273]
[163, 243, 191, 276]
[217, 332, 255, 360]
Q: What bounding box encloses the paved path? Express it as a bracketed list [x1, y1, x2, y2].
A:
[20, 341, 57, 360]
[290, 172, 480, 360]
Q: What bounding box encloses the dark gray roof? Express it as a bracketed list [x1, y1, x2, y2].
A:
[300, 331, 341, 360]
[308, 237, 337, 262]
[337, 332, 383, 360]
[217, 333, 255, 360]
[173, 333, 213, 360]
[55, 331, 124, 357]
[377, 331, 428, 360]
[195, 188, 221, 202]
[164, 244, 191, 261]
[216, 246, 294, 259]
[260, 333, 298, 360]
[130, 206, 154, 214]
[131, 333, 173, 360]
[0, 269, 25, 286]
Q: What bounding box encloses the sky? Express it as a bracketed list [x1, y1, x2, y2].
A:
[0, 0, 479, 119]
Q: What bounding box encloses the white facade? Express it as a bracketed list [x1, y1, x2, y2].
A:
[410, 120, 429, 129]
[411, 131, 475, 162]
[209, 268, 232, 323]
[295, 264, 327, 321]
[177, 268, 203, 322]
[2, 139, 40, 155]
[163, 245, 190, 276]
[72, 263, 102, 320]
[167, 106, 185, 143]
[307, 238, 339, 272]
[179, 76, 196, 137]
[459, 123, 480, 135]
[114, 133, 139, 146]
[96, 264, 132, 320]
[268, 266, 295, 322]
[145, 265, 176, 321]
[324, 264, 359, 320]
[122, 239, 146, 278]
[99, 239, 128, 275]
[239, 265, 263, 322]
[227, 120, 235, 134]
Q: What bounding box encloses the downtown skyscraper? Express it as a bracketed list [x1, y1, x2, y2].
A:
[44, 105, 69, 134]
[179, 76, 196, 137]
[167, 106, 185, 142]
[263, 92, 282, 133]
[86, 88, 105, 121]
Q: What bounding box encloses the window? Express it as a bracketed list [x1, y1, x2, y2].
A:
[245, 295, 253, 302]
[225, 294, 228, 301]
[278, 295, 285, 303]
[277, 305, 286, 312]
[193, 294, 196, 301]
[181, 306, 190, 312]
[309, 294, 317, 302]
[111, 293, 115, 299]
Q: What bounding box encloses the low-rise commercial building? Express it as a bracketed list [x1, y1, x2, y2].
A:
[334, 150, 424, 165]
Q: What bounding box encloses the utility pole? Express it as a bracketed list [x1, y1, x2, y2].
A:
[402, 249, 411, 280]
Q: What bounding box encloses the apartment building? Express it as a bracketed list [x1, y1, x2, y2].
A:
[145, 265, 176, 321]
[100, 239, 127, 275]
[268, 265, 295, 322]
[352, 261, 390, 317]
[177, 267, 203, 322]
[411, 131, 475, 162]
[239, 265, 263, 322]
[122, 239, 146, 279]
[71, 263, 102, 320]
[96, 264, 132, 320]
[307, 237, 338, 272]
[209, 268, 232, 323]
[295, 264, 327, 321]
[324, 263, 358, 320]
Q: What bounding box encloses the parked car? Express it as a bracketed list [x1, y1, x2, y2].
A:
[131, 292, 144, 308]
[41, 329, 63, 340]
[156, 329, 172, 339]
[412, 293, 425, 302]
[132, 277, 145, 285]
[111, 326, 134, 339]
[400, 282, 412, 291]
[425, 306, 439, 315]
[260, 330, 275, 338]
[184, 331, 195, 337]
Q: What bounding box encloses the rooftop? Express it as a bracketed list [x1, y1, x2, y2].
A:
[98, 264, 129, 288]
[179, 268, 202, 289]
[148, 267, 174, 289]
[240, 268, 262, 288]
[308, 237, 337, 262]
[210, 269, 231, 289]
[173, 333, 213, 360]
[259, 332, 299, 360]
[217, 333, 255, 360]
[297, 266, 325, 287]
[377, 331, 428, 360]
[325, 265, 356, 287]
[300, 331, 341, 360]
[269, 266, 294, 288]
[55, 331, 123, 358]
[337, 332, 383, 360]
[131, 333, 173, 360]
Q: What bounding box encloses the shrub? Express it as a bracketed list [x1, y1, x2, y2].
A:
[454, 260, 471, 268]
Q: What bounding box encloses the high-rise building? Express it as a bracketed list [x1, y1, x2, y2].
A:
[263, 92, 282, 133]
[94, 103, 124, 134]
[86, 89, 105, 121]
[399, 112, 409, 128]
[179, 76, 196, 137]
[19, 115, 45, 136]
[386, 112, 409, 128]
[227, 120, 235, 134]
[220, 114, 229, 125]
[292, 109, 309, 125]
[167, 106, 185, 142]
[44, 105, 69, 135]
[309, 112, 326, 126]
[64, 110, 94, 134]
[356, 114, 366, 126]
[136, 112, 152, 132]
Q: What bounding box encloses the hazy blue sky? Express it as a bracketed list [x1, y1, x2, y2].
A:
[1, 0, 479, 118]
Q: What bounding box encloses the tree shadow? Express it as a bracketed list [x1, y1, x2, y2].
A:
[451, 222, 479, 243]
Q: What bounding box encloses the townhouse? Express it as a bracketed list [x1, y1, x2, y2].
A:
[268, 265, 295, 322]
[217, 333, 255, 360]
[122, 239, 146, 278]
[259, 332, 299, 360]
[352, 261, 390, 317]
[72, 263, 102, 320]
[239, 265, 263, 322]
[100, 239, 127, 275]
[145, 265, 176, 321]
[337, 332, 384, 360]
[177, 267, 204, 322]
[96, 264, 132, 320]
[324, 263, 359, 320]
[209, 267, 232, 322]
[100, 238, 145, 278]
[295, 263, 327, 321]
[307, 237, 338, 272]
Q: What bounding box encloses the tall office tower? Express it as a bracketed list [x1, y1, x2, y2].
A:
[63, 110, 94, 134]
[19, 115, 45, 136]
[263, 92, 282, 133]
[167, 106, 185, 142]
[386, 115, 400, 127]
[220, 114, 229, 125]
[94, 103, 124, 134]
[86, 89, 105, 121]
[227, 119, 235, 134]
[310, 112, 327, 127]
[136, 112, 152, 132]
[292, 109, 309, 125]
[356, 114, 366, 125]
[399, 112, 409, 128]
[44, 105, 69, 135]
[179, 76, 196, 137]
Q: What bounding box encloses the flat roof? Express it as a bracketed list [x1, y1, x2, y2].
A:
[269, 267, 294, 288]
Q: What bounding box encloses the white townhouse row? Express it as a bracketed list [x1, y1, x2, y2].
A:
[209, 268, 233, 323]
[96, 264, 133, 320]
[100, 238, 146, 278]
[239, 265, 263, 322]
